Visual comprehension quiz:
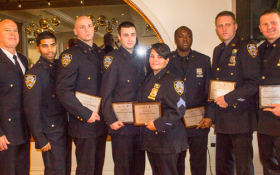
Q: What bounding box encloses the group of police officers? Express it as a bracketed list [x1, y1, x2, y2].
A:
[0, 7, 280, 175]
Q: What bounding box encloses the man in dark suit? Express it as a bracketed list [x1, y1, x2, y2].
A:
[101, 21, 146, 175]
[168, 26, 211, 175]
[56, 16, 107, 175]
[203, 11, 261, 174]
[0, 19, 30, 175]
[258, 9, 280, 175]
[23, 31, 71, 175]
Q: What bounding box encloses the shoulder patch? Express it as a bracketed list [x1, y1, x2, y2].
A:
[247, 44, 258, 58]
[25, 74, 36, 89]
[104, 56, 113, 69]
[174, 81, 184, 95]
[61, 54, 72, 67]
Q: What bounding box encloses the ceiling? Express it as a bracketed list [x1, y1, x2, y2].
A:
[0, 0, 156, 39]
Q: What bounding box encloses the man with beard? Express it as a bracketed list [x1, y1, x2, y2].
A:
[23, 31, 71, 175]
[56, 16, 107, 175]
[168, 26, 211, 175]
[0, 19, 30, 175]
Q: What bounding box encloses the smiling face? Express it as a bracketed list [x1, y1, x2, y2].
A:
[215, 15, 237, 45]
[0, 19, 19, 53]
[175, 27, 193, 53]
[149, 49, 169, 75]
[37, 38, 57, 62]
[259, 13, 280, 43]
[74, 16, 94, 46]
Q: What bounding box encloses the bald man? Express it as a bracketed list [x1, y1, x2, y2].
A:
[56, 16, 107, 175]
[0, 19, 30, 175]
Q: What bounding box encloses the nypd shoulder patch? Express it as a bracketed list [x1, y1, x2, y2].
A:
[104, 56, 113, 69]
[247, 44, 258, 58]
[174, 81, 184, 95]
[61, 54, 72, 67]
[25, 74, 36, 89]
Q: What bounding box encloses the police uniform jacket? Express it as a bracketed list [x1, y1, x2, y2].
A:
[258, 37, 280, 136]
[56, 39, 107, 138]
[101, 46, 146, 135]
[205, 35, 262, 134]
[138, 67, 187, 154]
[23, 57, 67, 149]
[0, 49, 29, 146]
[168, 50, 211, 137]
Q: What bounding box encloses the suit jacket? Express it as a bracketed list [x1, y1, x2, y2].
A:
[101, 46, 146, 135]
[0, 49, 29, 146]
[258, 38, 280, 136]
[56, 39, 107, 138]
[138, 67, 187, 154]
[23, 57, 68, 149]
[205, 35, 262, 134]
[168, 50, 211, 137]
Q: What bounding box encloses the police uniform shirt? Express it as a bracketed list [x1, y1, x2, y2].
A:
[205, 35, 262, 134]
[56, 39, 107, 138]
[23, 57, 67, 149]
[101, 46, 146, 135]
[138, 67, 187, 154]
[258, 37, 280, 136]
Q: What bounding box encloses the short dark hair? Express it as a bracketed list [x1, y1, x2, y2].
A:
[215, 11, 236, 24]
[68, 37, 77, 48]
[150, 43, 170, 60]
[118, 21, 136, 35]
[174, 26, 192, 38]
[36, 31, 56, 46]
[260, 9, 280, 22]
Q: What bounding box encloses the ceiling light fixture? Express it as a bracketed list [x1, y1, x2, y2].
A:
[80, 0, 83, 4]
[47, 0, 51, 6]
[18, 0, 22, 8]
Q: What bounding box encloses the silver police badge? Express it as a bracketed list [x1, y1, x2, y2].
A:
[25, 74, 36, 89]
[196, 68, 203, 77]
[104, 56, 113, 69]
[247, 44, 258, 58]
[174, 81, 184, 95]
[61, 54, 72, 67]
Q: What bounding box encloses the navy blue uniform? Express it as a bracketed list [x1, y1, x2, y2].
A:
[101, 46, 146, 175]
[0, 49, 30, 175]
[205, 35, 261, 175]
[23, 57, 71, 175]
[258, 37, 280, 175]
[168, 50, 211, 175]
[56, 39, 107, 175]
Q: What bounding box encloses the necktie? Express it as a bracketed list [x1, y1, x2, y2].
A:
[13, 55, 23, 75]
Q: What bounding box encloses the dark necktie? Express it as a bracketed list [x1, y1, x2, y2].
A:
[263, 43, 273, 61]
[180, 56, 189, 73]
[13, 55, 23, 75]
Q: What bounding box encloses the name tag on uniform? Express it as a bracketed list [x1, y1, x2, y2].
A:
[196, 68, 203, 77]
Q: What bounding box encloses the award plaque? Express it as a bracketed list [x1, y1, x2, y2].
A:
[75, 91, 102, 113]
[112, 102, 134, 124]
[208, 80, 236, 101]
[259, 85, 280, 108]
[183, 107, 205, 129]
[133, 102, 162, 126]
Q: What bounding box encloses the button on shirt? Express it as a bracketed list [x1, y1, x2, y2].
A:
[0, 47, 26, 74]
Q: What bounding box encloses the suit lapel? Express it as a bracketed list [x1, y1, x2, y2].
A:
[170, 52, 184, 77]
[264, 40, 280, 65]
[0, 49, 22, 75]
[218, 35, 239, 66]
[185, 53, 197, 77]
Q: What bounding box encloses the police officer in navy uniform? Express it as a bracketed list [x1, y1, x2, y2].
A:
[0, 19, 30, 175]
[203, 11, 261, 174]
[138, 43, 187, 175]
[23, 31, 71, 175]
[101, 21, 146, 175]
[56, 16, 107, 175]
[168, 26, 211, 175]
[258, 9, 280, 175]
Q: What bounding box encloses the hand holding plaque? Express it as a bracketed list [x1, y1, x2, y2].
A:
[208, 80, 236, 101]
[112, 102, 134, 124]
[183, 107, 205, 129]
[75, 91, 102, 113]
[133, 102, 161, 126]
[259, 85, 280, 108]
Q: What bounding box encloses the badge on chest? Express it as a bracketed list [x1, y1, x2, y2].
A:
[228, 49, 237, 66]
[148, 83, 161, 100]
[196, 68, 203, 77]
[25, 74, 36, 89]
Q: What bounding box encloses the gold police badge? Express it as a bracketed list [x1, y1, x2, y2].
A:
[247, 44, 258, 58]
[61, 54, 72, 67]
[174, 81, 184, 95]
[25, 74, 36, 89]
[104, 56, 113, 69]
[148, 83, 161, 100]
